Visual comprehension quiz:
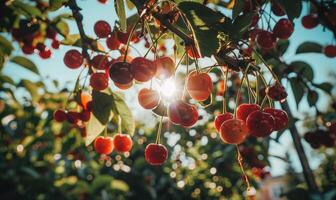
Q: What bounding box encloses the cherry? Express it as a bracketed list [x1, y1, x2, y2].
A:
[116, 30, 130, 44]
[138, 88, 160, 109]
[145, 143, 168, 165]
[91, 54, 109, 69]
[168, 101, 198, 127]
[36, 43, 46, 51]
[51, 39, 60, 49]
[39, 48, 52, 59]
[94, 136, 114, 154]
[220, 119, 248, 144]
[185, 44, 201, 59]
[131, 57, 156, 82]
[236, 103, 261, 122]
[214, 112, 234, 132]
[266, 83, 287, 102]
[154, 57, 175, 80]
[273, 19, 294, 39]
[301, 14, 319, 29]
[94, 20, 111, 38]
[114, 82, 133, 90]
[90, 72, 109, 90]
[246, 110, 275, 137]
[113, 133, 133, 153]
[80, 92, 92, 110]
[46, 27, 57, 39]
[271, 2, 285, 16]
[256, 31, 276, 49]
[106, 32, 121, 50]
[324, 45, 336, 58]
[186, 71, 213, 101]
[64, 49, 84, 69]
[250, 14, 260, 27]
[109, 62, 133, 85]
[263, 108, 288, 131]
[66, 111, 81, 124]
[97, 0, 108, 3]
[22, 44, 35, 54]
[80, 110, 91, 122]
[53, 109, 67, 122]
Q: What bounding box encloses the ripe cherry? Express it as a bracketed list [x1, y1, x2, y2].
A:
[154, 57, 175, 80]
[94, 136, 114, 154]
[220, 119, 248, 144]
[145, 143, 168, 165]
[186, 71, 213, 101]
[256, 31, 276, 49]
[116, 30, 130, 44]
[22, 44, 35, 54]
[214, 112, 234, 132]
[51, 39, 60, 49]
[53, 109, 67, 122]
[97, 0, 108, 3]
[324, 45, 336, 58]
[66, 111, 81, 124]
[64, 49, 83, 69]
[266, 83, 287, 102]
[46, 27, 57, 39]
[80, 110, 91, 122]
[271, 2, 285, 16]
[273, 19, 294, 39]
[131, 57, 156, 82]
[109, 62, 133, 85]
[94, 20, 111, 38]
[263, 108, 288, 131]
[302, 14, 319, 29]
[185, 44, 201, 59]
[138, 88, 160, 109]
[106, 33, 121, 50]
[114, 81, 133, 90]
[90, 72, 109, 90]
[80, 92, 92, 110]
[113, 133, 133, 153]
[246, 110, 275, 137]
[39, 48, 52, 59]
[236, 103, 261, 122]
[168, 101, 198, 127]
[91, 54, 109, 69]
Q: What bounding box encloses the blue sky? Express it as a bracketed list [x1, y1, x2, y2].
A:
[3, 1, 336, 176]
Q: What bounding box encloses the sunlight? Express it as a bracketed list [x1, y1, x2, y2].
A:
[160, 78, 176, 98]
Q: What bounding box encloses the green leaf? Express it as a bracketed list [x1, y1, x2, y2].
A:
[111, 92, 135, 135]
[230, 13, 253, 40]
[12, 1, 42, 17]
[90, 175, 113, 194]
[49, 0, 68, 11]
[52, 13, 74, 23]
[18, 79, 39, 103]
[0, 75, 15, 85]
[61, 34, 81, 45]
[10, 56, 39, 75]
[111, 180, 129, 192]
[85, 113, 108, 146]
[276, 39, 290, 55]
[279, 0, 302, 21]
[313, 82, 333, 94]
[290, 61, 314, 81]
[0, 35, 14, 56]
[232, 0, 245, 19]
[296, 42, 323, 54]
[115, 0, 127, 32]
[307, 90, 318, 106]
[290, 78, 304, 107]
[56, 20, 69, 37]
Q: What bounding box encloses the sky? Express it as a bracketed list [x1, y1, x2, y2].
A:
[2, 1, 336, 176]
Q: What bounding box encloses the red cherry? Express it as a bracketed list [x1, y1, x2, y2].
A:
[256, 31, 276, 49]
[324, 45, 336, 58]
[246, 110, 275, 137]
[138, 88, 160, 109]
[220, 119, 248, 144]
[185, 44, 201, 59]
[90, 73, 109, 91]
[114, 81, 133, 90]
[39, 48, 52, 59]
[302, 14, 319, 29]
[51, 39, 60, 49]
[22, 44, 35, 54]
[131, 57, 156, 82]
[94, 136, 114, 154]
[91, 54, 109, 69]
[36, 43, 46, 51]
[53, 109, 67, 122]
[64, 49, 84, 69]
[271, 2, 285, 16]
[168, 101, 198, 127]
[106, 32, 121, 50]
[46, 27, 57, 39]
[80, 110, 91, 122]
[154, 56, 175, 80]
[273, 19, 294, 39]
[145, 143, 168, 165]
[66, 111, 81, 124]
[236, 103, 261, 122]
[214, 112, 234, 132]
[266, 83, 287, 102]
[109, 62, 133, 85]
[186, 71, 213, 101]
[94, 20, 111, 38]
[263, 108, 288, 131]
[250, 14, 260, 27]
[98, 0, 108, 3]
[113, 133, 133, 152]
[116, 30, 130, 44]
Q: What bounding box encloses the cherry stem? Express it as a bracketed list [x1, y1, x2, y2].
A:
[257, 70, 273, 107]
[123, 18, 141, 63]
[246, 75, 256, 104]
[181, 55, 189, 101]
[64, 68, 85, 108]
[234, 64, 251, 117]
[155, 116, 164, 144]
[235, 145, 251, 191]
[144, 32, 164, 58]
[253, 49, 280, 83]
[104, 127, 108, 137]
[174, 51, 186, 72]
[255, 71, 260, 104]
[220, 67, 229, 113]
[118, 115, 122, 133]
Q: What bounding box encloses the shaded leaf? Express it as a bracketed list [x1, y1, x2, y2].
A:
[0, 35, 14, 55]
[10, 56, 39, 75]
[290, 61, 314, 81]
[232, 0, 244, 18]
[230, 12, 253, 40]
[115, 0, 127, 32]
[49, 0, 68, 11]
[290, 78, 304, 107]
[307, 90, 318, 106]
[296, 42, 322, 54]
[276, 39, 290, 55]
[90, 175, 113, 194]
[12, 1, 42, 17]
[314, 82, 333, 94]
[0, 75, 15, 85]
[279, 0, 302, 21]
[111, 92, 135, 135]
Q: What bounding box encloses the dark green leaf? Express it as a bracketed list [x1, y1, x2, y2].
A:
[49, 0, 68, 11]
[279, 0, 302, 21]
[115, 0, 127, 32]
[290, 78, 304, 107]
[232, 0, 245, 19]
[0, 75, 15, 85]
[12, 1, 42, 17]
[10, 56, 39, 75]
[290, 61, 314, 81]
[111, 92, 135, 135]
[296, 42, 322, 54]
[314, 82, 333, 94]
[56, 20, 70, 37]
[276, 39, 290, 55]
[230, 12, 253, 40]
[307, 90, 318, 106]
[0, 35, 14, 55]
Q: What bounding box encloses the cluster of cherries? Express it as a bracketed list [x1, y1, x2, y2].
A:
[304, 122, 336, 149]
[214, 82, 289, 145]
[11, 20, 60, 59]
